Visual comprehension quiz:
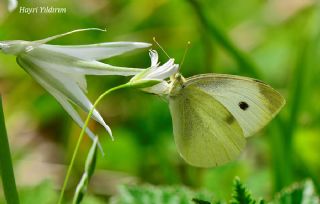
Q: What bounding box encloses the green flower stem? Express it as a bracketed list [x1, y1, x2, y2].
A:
[0, 96, 20, 204]
[58, 83, 132, 204]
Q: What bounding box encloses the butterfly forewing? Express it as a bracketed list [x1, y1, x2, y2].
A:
[169, 85, 246, 168]
[184, 74, 285, 137]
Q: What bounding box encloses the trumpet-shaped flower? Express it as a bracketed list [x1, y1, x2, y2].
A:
[6, 0, 18, 11]
[0, 28, 151, 140]
[129, 50, 179, 94]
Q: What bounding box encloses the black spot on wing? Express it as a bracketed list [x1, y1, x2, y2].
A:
[257, 83, 284, 113]
[225, 114, 235, 125]
[239, 101, 249, 110]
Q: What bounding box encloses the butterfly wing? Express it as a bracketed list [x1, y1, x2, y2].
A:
[184, 74, 285, 137]
[169, 85, 246, 168]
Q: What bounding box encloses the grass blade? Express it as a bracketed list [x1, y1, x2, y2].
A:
[0, 96, 20, 204]
[186, 0, 261, 77]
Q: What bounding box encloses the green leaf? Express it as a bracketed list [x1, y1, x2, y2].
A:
[110, 185, 213, 204]
[272, 180, 320, 204]
[19, 181, 57, 204]
[0, 96, 20, 204]
[84, 137, 98, 179]
[72, 137, 99, 204]
[73, 174, 89, 204]
[186, 0, 261, 78]
[192, 198, 211, 204]
[230, 177, 256, 204]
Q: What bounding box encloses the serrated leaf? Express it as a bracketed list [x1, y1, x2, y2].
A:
[192, 198, 211, 204]
[110, 185, 213, 204]
[230, 177, 256, 204]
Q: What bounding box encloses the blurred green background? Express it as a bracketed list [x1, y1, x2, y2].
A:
[0, 0, 319, 203]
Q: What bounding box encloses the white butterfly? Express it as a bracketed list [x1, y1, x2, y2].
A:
[167, 73, 285, 168]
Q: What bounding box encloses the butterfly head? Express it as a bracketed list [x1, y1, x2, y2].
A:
[169, 73, 186, 96]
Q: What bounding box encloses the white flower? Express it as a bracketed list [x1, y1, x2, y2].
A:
[129, 50, 179, 94]
[7, 0, 18, 12]
[0, 28, 151, 140]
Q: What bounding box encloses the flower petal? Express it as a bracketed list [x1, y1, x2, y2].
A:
[39, 42, 151, 61]
[26, 47, 144, 76]
[146, 60, 178, 80]
[28, 74, 104, 152]
[149, 49, 159, 67]
[52, 92, 96, 141]
[17, 58, 95, 139]
[8, 0, 18, 11]
[17, 55, 113, 140]
[31, 28, 150, 60]
[70, 73, 87, 93]
[142, 81, 170, 95]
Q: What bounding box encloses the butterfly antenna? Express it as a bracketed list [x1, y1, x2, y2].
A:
[153, 37, 170, 59]
[178, 41, 191, 72]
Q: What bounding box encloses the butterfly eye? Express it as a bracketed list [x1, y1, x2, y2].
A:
[239, 101, 249, 110]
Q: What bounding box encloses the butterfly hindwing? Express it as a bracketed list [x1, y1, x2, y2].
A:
[184, 74, 285, 137]
[169, 85, 246, 168]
